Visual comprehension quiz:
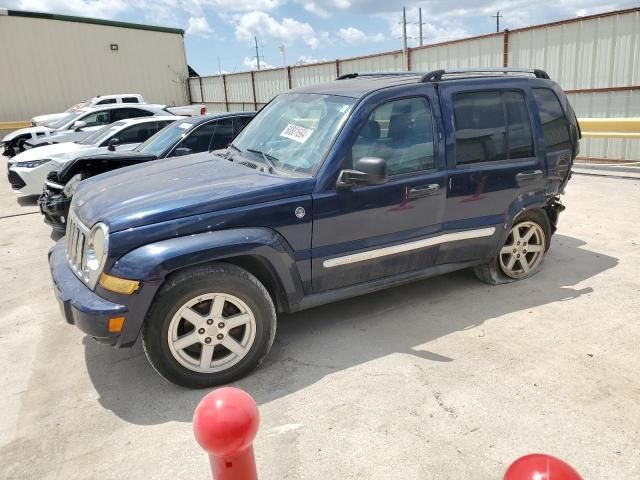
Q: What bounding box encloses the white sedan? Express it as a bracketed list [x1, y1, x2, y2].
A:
[8, 116, 181, 195]
[1, 103, 174, 157]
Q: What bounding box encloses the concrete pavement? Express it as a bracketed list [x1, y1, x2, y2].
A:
[1, 158, 639, 479]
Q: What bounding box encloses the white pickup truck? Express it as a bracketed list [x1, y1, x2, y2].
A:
[3, 99, 206, 157]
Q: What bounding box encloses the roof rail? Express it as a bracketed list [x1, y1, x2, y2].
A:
[336, 72, 421, 80]
[420, 68, 550, 82]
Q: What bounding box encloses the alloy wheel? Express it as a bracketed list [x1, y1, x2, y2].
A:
[499, 221, 546, 279]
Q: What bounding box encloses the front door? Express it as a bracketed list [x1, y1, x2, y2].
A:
[311, 91, 447, 292]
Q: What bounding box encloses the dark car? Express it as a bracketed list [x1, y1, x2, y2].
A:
[49, 68, 579, 388]
[39, 112, 255, 230]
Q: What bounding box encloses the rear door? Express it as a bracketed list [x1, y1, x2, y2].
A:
[311, 86, 447, 292]
[437, 82, 545, 264]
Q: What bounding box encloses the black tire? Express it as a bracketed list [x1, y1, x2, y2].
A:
[142, 262, 277, 388]
[474, 209, 551, 285]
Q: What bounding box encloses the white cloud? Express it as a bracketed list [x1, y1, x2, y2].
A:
[243, 56, 275, 70]
[338, 26, 385, 45]
[302, 0, 351, 18]
[234, 11, 322, 49]
[296, 54, 328, 65]
[4, 0, 129, 18]
[186, 16, 213, 37]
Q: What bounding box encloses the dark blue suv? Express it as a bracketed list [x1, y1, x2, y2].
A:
[49, 68, 579, 388]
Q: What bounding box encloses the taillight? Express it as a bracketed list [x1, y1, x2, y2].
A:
[200, 106, 207, 115]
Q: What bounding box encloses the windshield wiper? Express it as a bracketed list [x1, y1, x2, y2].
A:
[246, 148, 277, 174]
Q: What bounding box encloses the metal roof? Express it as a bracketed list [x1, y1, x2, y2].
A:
[2, 9, 184, 35]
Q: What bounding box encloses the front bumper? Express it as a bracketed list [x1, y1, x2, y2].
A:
[39, 191, 70, 231]
[9, 164, 55, 195]
[49, 240, 127, 345]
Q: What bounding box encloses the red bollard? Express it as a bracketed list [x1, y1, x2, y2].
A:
[193, 387, 260, 480]
[504, 454, 583, 480]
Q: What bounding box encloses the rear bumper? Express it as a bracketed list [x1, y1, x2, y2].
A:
[49, 240, 127, 345]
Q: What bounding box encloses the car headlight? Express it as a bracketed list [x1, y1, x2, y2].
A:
[83, 222, 109, 288]
[62, 174, 83, 197]
[14, 159, 51, 168]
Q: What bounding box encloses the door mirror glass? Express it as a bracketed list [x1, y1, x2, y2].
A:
[107, 137, 119, 151]
[73, 120, 87, 131]
[173, 146, 193, 157]
[337, 157, 388, 188]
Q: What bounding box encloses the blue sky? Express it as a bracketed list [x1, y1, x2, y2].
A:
[4, 1, 638, 74]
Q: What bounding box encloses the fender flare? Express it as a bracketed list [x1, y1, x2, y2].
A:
[109, 227, 306, 312]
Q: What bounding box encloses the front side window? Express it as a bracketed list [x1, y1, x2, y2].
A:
[96, 98, 117, 105]
[210, 118, 235, 150]
[135, 120, 196, 157]
[533, 88, 571, 153]
[232, 93, 355, 175]
[79, 122, 126, 145]
[351, 97, 435, 176]
[453, 90, 533, 165]
[170, 121, 218, 155]
[78, 110, 112, 127]
[115, 122, 161, 145]
[112, 108, 154, 121]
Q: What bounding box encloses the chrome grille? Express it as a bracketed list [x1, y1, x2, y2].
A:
[65, 211, 89, 281]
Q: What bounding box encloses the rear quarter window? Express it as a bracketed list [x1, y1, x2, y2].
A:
[532, 88, 571, 153]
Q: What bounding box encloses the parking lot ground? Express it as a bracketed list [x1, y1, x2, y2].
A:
[0, 158, 639, 479]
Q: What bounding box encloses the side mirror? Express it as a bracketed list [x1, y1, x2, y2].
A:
[107, 137, 119, 151]
[73, 120, 87, 131]
[337, 157, 388, 189]
[173, 146, 193, 157]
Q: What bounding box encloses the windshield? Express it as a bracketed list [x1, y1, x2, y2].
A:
[78, 122, 126, 145]
[232, 93, 355, 175]
[66, 102, 88, 112]
[46, 111, 83, 129]
[134, 120, 190, 156]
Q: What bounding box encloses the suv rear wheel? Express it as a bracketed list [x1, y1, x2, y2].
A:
[474, 210, 551, 284]
[142, 262, 277, 388]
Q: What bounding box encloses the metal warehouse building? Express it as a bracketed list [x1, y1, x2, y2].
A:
[0, 9, 190, 124]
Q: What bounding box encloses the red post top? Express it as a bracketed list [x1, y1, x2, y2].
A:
[193, 387, 260, 458]
[504, 454, 583, 480]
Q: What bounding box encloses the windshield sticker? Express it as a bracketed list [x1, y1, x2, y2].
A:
[280, 124, 314, 143]
[178, 123, 192, 129]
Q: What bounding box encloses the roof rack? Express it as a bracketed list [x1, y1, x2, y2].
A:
[336, 72, 421, 80]
[420, 68, 550, 82]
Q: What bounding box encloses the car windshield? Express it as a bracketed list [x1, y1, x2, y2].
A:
[134, 119, 190, 156]
[77, 121, 127, 145]
[232, 93, 355, 175]
[66, 102, 88, 112]
[46, 111, 83, 129]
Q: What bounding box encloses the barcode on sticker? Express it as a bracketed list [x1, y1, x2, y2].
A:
[280, 124, 313, 143]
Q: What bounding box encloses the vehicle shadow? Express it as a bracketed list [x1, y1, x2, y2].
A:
[17, 195, 39, 206]
[83, 234, 618, 425]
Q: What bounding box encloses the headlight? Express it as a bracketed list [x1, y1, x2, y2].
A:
[15, 159, 51, 168]
[83, 222, 109, 288]
[62, 174, 83, 197]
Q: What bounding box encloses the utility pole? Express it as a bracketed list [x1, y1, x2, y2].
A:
[491, 10, 503, 33]
[419, 8, 423, 46]
[402, 6, 408, 70]
[254, 36, 261, 70]
[278, 44, 286, 67]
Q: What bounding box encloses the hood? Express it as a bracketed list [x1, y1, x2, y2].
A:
[73, 152, 315, 232]
[2, 126, 53, 143]
[56, 143, 142, 165]
[31, 113, 65, 125]
[9, 142, 85, 163]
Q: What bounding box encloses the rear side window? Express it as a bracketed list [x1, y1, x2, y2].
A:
[532, 88, 571, 153]
[96, 98, 116, 105]
[453, 90, 533, 165]
[122, 97, 140, 103]
[352, 97, 435, 176]
[112, 108, 154, 121]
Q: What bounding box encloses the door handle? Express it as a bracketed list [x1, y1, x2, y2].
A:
[408, 183, 440, 199]
[516, 170, 543, 183]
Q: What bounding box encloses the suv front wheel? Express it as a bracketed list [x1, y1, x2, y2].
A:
[475, 210, 551, 284]
[142, 262, 277, 388]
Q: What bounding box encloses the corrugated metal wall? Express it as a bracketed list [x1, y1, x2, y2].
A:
[411, 35, 503, 71]
[190, 7, 639, 160]
[0, 14, 190, 122]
